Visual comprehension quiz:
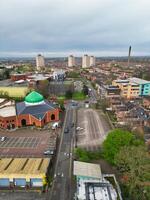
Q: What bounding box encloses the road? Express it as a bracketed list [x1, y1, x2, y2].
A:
[48, 104, 76, 200]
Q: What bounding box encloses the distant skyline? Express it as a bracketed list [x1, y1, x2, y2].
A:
[1, 0, 150, 57]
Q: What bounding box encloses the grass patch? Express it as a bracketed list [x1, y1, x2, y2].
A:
[72, 91, 86, 100]
[57, 95, 66, 100]
[75, 147, 102, 162]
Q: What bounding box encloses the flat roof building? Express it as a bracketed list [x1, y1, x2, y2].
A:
[74, 161, 118, 200]
[112, 77, 150, 99]
[74, 161, 102, 179]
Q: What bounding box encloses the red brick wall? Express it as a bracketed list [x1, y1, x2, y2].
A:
[46, 109, 59, 122]
[0, 108, 60, 129]
[11, 74, 27, 81]
[30, 115, 42, 127]
[17, 114, 30, 127]
[0, 116, 17, 129]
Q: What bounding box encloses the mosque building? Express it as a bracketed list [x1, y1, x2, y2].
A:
[0, 91, 60, 129]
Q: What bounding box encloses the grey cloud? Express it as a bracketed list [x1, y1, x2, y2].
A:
[0, 0, 150, 56]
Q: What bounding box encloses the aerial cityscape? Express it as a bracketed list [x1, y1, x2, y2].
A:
[0, 0, 150, 200]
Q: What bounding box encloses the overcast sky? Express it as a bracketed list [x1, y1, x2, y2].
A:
[0, 0, 150, 57]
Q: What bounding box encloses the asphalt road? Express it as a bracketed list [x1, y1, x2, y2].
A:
[48, 104, 76, 200]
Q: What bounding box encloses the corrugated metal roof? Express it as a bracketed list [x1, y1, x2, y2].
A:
[0, 158, 50, 179]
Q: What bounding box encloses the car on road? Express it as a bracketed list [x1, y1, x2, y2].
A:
[44, 150, 54, 155]
[0, 136, 7, 142]
[71, 123, 74, 127]
[64, 127, 69, 134]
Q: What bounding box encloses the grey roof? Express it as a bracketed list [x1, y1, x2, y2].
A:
[16, 100, 57, 120]
[130, 106, 150, 121]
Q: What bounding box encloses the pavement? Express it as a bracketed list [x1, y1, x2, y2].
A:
[0, 192, 46, 200]
[47, 103, 76, 200]
[77, 108, 110, 151]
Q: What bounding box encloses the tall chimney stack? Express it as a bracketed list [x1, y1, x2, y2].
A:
[128, 46, 131, 67]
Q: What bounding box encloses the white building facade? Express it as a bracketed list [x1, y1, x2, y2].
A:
[68, 55, 75, 67]
[90, 56, 96, 67]
[82, 55, 90, 68]
[36, 54, 45, 70]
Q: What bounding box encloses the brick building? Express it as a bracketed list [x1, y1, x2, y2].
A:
[0, 91, 60, 129]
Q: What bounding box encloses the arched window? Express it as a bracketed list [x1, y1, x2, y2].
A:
[21, 119, 26, 126]
[51, 114, 55, 120]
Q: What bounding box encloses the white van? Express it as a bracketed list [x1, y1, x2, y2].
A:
[52, 122, 59, 130]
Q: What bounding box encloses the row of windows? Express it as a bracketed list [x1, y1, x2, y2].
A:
[0, 124, 15, 129]
[0, 120, 15, 123]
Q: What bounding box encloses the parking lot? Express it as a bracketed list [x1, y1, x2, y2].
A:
[0, 128, 57, 158]
[0, 137, 40, 148]
[77, 108, 110, 151]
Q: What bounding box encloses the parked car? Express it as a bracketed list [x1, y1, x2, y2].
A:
[44, 150, 54, 155]
[76, 127, 84, 131]
[0, 136, 6, 142]
[52, 122, 60, 130]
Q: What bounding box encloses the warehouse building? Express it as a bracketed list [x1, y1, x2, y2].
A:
[0, 158, 50, 190]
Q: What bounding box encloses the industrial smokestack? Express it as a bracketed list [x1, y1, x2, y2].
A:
[128, 46, 131, 67]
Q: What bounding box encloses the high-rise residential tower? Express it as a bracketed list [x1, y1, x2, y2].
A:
[68, 55, 75, 67]
[90, 56, 96, 67]
[36, 54, 45, 70]
[82, 54, 90, 68]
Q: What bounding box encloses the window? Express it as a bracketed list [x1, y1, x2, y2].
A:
[51, 114, 55, 120]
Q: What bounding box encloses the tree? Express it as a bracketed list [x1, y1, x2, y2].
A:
[102, 129, 135, 164]
[65, 90, 73, 99]
[67, 71, 80, 78]
[114, 146, 150, 200]
[36, 80, 49, 98]
[82, 84, 89, 96]
[75, 148, 102, 162]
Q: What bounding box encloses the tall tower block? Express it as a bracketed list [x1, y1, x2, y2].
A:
[68, 55, 75, 67]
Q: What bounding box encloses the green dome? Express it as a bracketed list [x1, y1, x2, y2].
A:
[25, 91, 44, 104]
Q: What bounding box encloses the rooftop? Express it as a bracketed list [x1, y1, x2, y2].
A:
[25, 91, 44, 104]
[0, 106, 16, 117]
[0, 100, 16, 117]
[129, 77, 150, 85]
[74, 161, 101, 179]
[0, 158, 50, 179]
